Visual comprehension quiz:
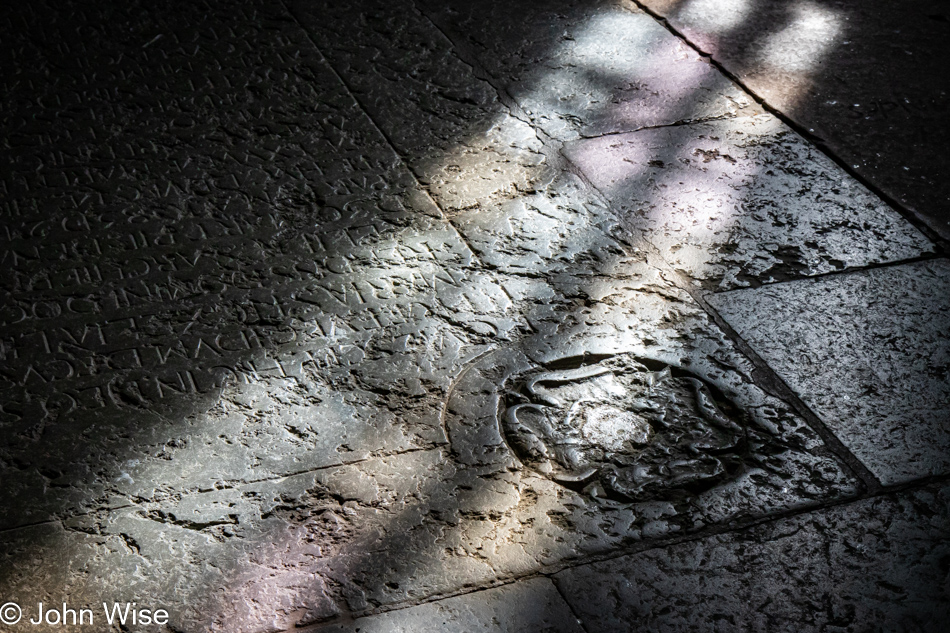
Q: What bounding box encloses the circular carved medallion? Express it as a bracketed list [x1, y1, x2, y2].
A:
[499, 354, 747, 502]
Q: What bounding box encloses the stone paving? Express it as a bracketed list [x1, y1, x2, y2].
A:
[0, 0, 947, 632]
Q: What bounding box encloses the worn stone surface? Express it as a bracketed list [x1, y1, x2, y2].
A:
[416, 0, 759, 140]
[289, 0, 552, 214]
[0, 271, 861, 626]
[289, 0, 644, 283]
[317, 578, 584, 633]
[709, 259, 950, 485]
[0, 253, 860, 625]
[640, 0, 950, 240]
[564, 114, 933, 289]
[556, 482, 950, 632]
[0, 523, 71, 632]
[0, 0, 945, 631]
[0, 0, 489, 528]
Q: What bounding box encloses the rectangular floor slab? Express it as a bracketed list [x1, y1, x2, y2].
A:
[416, 0, 758, 140]
[0, 0, 483, 528]
[708, 259, 950, 485]
[563, 114, 933, 290]
[640, 0, 950, 240]
[319, 578, 584, 633]
[0, 264, 863, 624]
[555, 483, 950, 632]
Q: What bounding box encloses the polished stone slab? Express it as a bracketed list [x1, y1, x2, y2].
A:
[556, 483, 950, 632]
[564, 114, 933, 290]
[709, 259, 950, 485]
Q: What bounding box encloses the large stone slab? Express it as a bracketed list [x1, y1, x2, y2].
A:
[289, 0, 550, 214]
[289, 0, 663, 282]
[416, 0, 758, 140]
[319, 578, 584, 633]
[709, 259, 950, 485]
[564, 114, 933, 289]
[0, 0, 493, 528]
[0, 268, 861, 628]
[555, 483, 950, 632]
[640, 0, 950, 240]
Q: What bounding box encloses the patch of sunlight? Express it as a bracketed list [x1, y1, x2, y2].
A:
[679, 0, 752, 33]
[759, 1, 842, 74]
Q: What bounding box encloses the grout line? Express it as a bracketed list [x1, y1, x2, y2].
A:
[624, 0, 948, 253]
[684, 283, 884, 492]
[0, 447, 445, 534]
[0, 517, 67, 535]
[279, 472, 949, 632]
[550, 576, 594, 633]
[280, 0, 489, 269]
[410, 0, 568, 159]
[707, 253, 947, 292]
[409, 0, 532, 123]
[544, 470, 950, 581]
[288, 577, 542, 632]
[572, 109, 760, 140]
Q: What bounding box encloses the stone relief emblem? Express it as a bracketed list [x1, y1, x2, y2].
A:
[500, 355, 747, 502]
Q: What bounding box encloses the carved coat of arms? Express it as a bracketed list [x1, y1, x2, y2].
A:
[500, 355, 747, 502]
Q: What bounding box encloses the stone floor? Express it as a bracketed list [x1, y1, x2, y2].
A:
[0, 1, 948, 631]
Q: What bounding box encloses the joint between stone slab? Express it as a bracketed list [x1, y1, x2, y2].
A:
[279, 1, 443, 213]
[0, 447, 447, 534]
[411, 0, 531, 124]
[283, 484, 875, 632]
[258, 472, 950, 633]
[0, 517, 65, 535]
[548, 473, 950, 580]
[684, 284, 884, 493]
[623, 0, 948, 253]
[281, 0, 494, 272]
[550, 576, 594, 633]
[292, 576, 542, 631]
[414, 0, 590, 224]
[716, 253, 948, 290]
[216, 444, 446, 487]
[573, 109, 759, 140]
[410, 0, 565, 157]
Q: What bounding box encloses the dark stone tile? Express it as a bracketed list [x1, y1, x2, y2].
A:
[556, 483, 950, 632]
